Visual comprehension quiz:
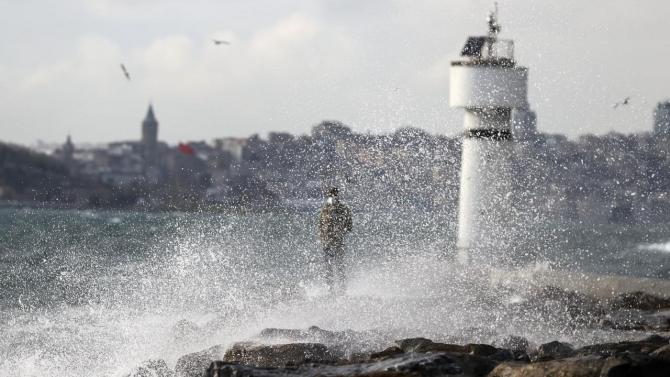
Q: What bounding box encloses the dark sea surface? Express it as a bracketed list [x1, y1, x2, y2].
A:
[1, 208, 670, 376]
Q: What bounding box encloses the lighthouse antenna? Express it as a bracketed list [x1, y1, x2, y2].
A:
[487, 2, 501, 40]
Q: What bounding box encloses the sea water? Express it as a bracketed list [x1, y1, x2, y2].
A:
[1, 208, 670, 376]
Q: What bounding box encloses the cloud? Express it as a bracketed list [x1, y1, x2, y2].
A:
[250, 14, 320, 61]
[20, 35, 124, 93]
[6, 0, 670, 144]
[142, 36, 194, 75]
[416, 54, 455, 87]
[131, 13, 359, 101]
[20, 62, 67, 93]
[81, 0, 161, 19]
[7, 12, 364, 142]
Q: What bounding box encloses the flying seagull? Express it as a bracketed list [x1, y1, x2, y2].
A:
[212, 39, 230, 45]
[612, 96, 631, 109]
[120, 64, 130, 81]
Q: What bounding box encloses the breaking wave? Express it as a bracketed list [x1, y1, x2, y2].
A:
[637, 241, 670, 253]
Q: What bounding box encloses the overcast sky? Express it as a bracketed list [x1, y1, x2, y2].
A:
[1, 0, 669, 146]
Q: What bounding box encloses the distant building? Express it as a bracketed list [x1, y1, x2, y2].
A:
[61, 135, 74, 167]
[544, 133, 568, 147]
[511, 108, 537, 141]
[312, 121, 352, 141]
[50, 135, 77, 174]
[141, 104, 159, 167]
[653, 101, 670, 139]
[268, 132, 293, 145]
[104, 141, 144, 187]
[242, 134, 267, 162]
[212, 137, 247, 161]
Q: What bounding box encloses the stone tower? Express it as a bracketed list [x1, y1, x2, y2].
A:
[62, 135, 74, 166]
[141, 104, 159, 167]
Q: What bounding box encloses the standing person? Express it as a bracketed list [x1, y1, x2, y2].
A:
[318, 187, 353, 294]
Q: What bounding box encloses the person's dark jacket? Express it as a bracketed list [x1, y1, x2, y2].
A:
[318, 202, 353, 248]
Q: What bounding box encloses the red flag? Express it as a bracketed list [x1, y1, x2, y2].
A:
[178, 142, 194, 155]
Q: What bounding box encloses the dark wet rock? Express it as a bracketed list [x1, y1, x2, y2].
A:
[575, 335, 669, 357]
[124, 359, 173, 377]
[530, 341, 575, 361]
[223, 342, 335, 367]
[489, 336, 530, 363]
[190, 334, 670, 377]
[206, 353, 463, 377]
[256, 326, 388, 354]
[175, 345, 225, 377]
[368, 346, 404, 361]
[394, 337, 433, 353]
[419, 342, 498, 357]
[609, 291, 670, 311]
[489, 349, 515, 363]
[342, 352, 371, 364]
[464, 344, 500, 357]
[601, 352, 670, 377]
[651, 344, 670, 356]
[442, 352, 498, 376]
[495, 335, 530, 353]
[513, 351, 531, 363]
[395, 337, 498, 357]
[638, 334, 670, 345]
[577, 342, 637, 357]
[488, 356, 606, 377]
[490, 353, 670, 377]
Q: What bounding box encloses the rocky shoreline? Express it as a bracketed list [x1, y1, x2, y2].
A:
[124, 288, 670, 377]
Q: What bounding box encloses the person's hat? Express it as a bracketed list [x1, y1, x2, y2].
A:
[327, 187, 339, 197]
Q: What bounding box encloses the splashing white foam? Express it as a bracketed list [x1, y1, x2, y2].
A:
[636, 241, 670, 253]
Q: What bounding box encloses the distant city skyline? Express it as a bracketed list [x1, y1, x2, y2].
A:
[1, 0, 670, 145]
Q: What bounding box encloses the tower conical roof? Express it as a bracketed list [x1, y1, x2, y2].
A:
[144, 104, 157, 123]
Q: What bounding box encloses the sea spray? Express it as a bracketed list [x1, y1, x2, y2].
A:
[1, 208, 670, 376]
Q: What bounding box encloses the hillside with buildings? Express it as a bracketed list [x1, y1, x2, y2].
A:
[0, 142, 128, 208]
[4, 101, 670, 223]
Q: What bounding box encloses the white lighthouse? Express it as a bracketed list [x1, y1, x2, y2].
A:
[450, 7, 528, 263]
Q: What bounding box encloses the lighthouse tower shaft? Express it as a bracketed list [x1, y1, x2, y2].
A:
[450, 10, 528, 262]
